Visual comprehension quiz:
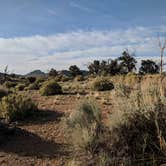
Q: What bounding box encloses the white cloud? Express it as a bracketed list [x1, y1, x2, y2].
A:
[70, 1, 95, 13]
[0, 26, 166, 74]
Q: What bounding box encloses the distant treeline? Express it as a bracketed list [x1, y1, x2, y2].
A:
[49, 50, 160, 77]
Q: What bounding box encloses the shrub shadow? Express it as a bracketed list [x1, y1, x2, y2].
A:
[0, 127, 70, 159]
[18, 109, 65, 125]
[63, 92, 87, 95]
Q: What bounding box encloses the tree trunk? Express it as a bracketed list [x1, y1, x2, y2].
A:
[160, 50, 164, 74]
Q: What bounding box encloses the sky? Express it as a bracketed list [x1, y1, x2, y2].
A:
[0, 0, 166, 74]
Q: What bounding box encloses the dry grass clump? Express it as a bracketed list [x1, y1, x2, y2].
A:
[15, 83, 26, 91]
[92, 77, 114, 91]
[66, 77, 166, 165]
[109, 83, 166, 165]
[28, 82, 40, 90]
[75, 75, 85, 82]
[65, 99, 111, 165]
[4, 81, 17, 88]
[124, 72, 141, 85]
[0, 93, 38, 122]
[39, 79, 62, 96]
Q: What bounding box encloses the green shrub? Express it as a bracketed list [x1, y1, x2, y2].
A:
[67, 100, 101, 127]
[4, 81, 17, 88]
[0, 94, 38, 122]
[35, 77, 46, 84]
[33, 77, 46, 89]
[61, 75, 71, 82]
[28, 82, 40, 90]
[27, 77, 36, 83]
[109, 85, 166, 165]
[109, 104, 166, 165]
[39, 80, 62, 96]
[92, 77, 114, 91]
[15, 84, 26, 91]
[65, 100, 110, 165]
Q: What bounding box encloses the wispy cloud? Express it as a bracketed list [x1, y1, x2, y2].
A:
[0, 26, 165, 74]
[70, 1, 95, 13]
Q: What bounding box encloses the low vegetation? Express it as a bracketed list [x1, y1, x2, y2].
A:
[39, 79, 62, 96]
[15, 83, 26, 91]
[92, 77, 114, 91]
[0, 93, 38, 122]
[4, 81, 17, 88]
[65, 82, 166, 165]
[65, 100, 110, 165]
[0, 49, 166, 165]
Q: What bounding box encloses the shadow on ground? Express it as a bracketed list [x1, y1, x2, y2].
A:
[0, 127, 70, 159]
[18, 109, 65, 126]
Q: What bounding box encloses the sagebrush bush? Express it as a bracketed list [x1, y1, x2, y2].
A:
[0, 93, 38, 122]
[4, 81, 17, 88]
[92, 77, 114, 91]
[39, 80, 62, 96]
[61, 75, 71, 82]
[15, 83, 26, 91]
[109, 84, 166, 165]
[28, 82, 40, 90]
[115, 84, 132, 98]
[35, 77, 46, 84]
[27, 77, 36, 83]
[65, 100, 111, 165]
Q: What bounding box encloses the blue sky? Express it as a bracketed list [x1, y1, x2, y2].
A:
[0, 0, 166, 73]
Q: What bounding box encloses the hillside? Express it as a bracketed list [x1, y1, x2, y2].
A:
[25, 70, 46, 77]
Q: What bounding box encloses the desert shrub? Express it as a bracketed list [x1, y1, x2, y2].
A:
[65, 100, 111, 165]
[53, 75, 62, 82]
[15, 83, 26, 91]
[34, 77, 46, 88]
[39, 80, 62, 96]
[4, 81, 17, 88]
[124, 72, 141, 85]
[110, 106, 166, 164]
[115, 84, 132, 98]
[109, 85, 166, 165]
[35, 77, 46, 84]
[27, 77, 36, 83]
[0, 88, 8, 99]
[61, 75, 71, 82]
[28, 82, 40, 90]
[0, 93, 38, 122]
[92, 77, 114, 91]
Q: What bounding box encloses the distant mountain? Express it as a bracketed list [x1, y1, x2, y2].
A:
[25, 70, 46, 77]
[25, 69, 89, 78]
